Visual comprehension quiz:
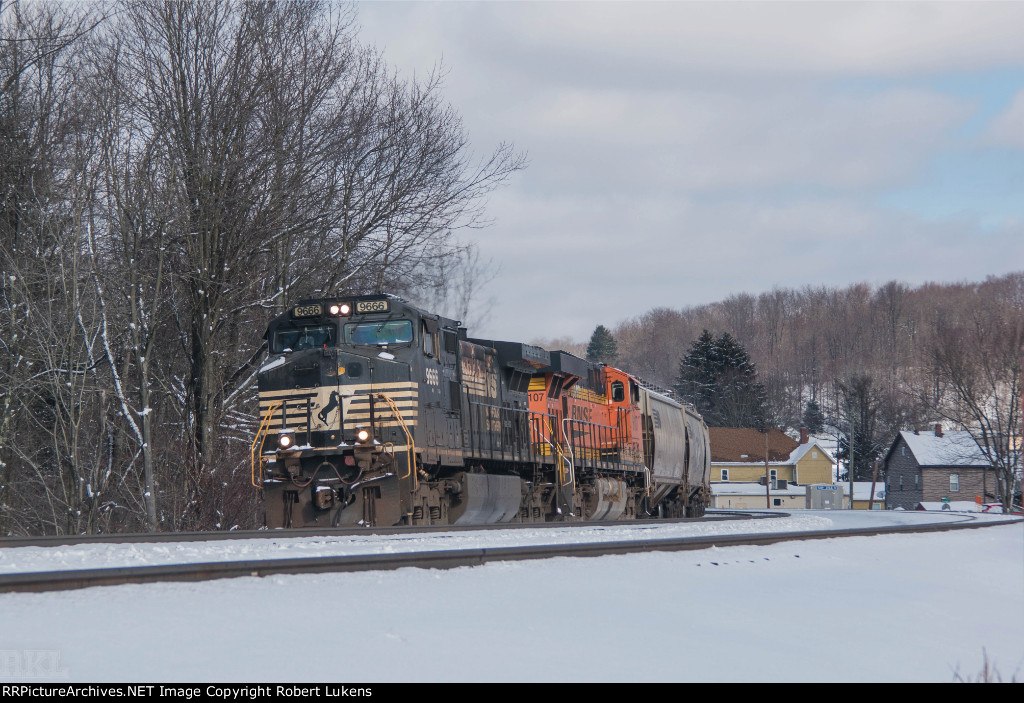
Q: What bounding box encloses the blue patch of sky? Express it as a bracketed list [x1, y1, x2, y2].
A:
[834, 69, 1023, 136]
[913, 69, 1024, 139]
[879, 151, 1024, 227]
[836, 70, 1024, 224]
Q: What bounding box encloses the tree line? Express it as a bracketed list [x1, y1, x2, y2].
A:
[605, 274, 1023, 509]
[0, 0, 523, 535]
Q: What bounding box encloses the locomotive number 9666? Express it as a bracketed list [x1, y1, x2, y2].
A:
[293, 304, 322, 317]
[355, 300, 390, 313]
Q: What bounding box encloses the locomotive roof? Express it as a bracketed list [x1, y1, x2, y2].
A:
[467, 339, 551, 372]
[269, 294, 462, 328]
[541, 350, 593, 379]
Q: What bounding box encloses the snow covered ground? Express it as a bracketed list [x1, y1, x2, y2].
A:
[0, 509, 1002, 575]
[0, 511, 1020, 682]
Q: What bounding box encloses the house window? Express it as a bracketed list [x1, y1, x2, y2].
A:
[899, 476, 903, 491]
[901, 446, 906, 457]
[812, 451, 818, 458]
[769, 469, 777, 481]
[720, 469, 729, 481]
[950, 474, 959, 492]
[773, 498, 782, 507]
[915, 474, 919, 488]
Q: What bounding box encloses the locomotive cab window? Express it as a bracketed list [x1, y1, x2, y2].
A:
[272, 324, 337, 353]
[344, 320, 413, 346]
[610, 381, 625, 403]
[422, 321, 434, 356]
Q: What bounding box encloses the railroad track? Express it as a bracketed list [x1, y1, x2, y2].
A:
[0, 510, 772, 549]
[1, 512, 1017, 595]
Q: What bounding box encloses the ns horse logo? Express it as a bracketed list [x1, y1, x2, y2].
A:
[317, 391, 342, 427]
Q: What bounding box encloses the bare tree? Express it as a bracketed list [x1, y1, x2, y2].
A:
[93, 0, 523, 529]
[1, 0, 523, 534]
[0, 0, 109, 534]
[929, 281, 1023, 511]
[408, 242, 497, 330]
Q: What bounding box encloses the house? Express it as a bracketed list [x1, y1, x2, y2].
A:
[881, 425, 995, 511]
[710, 482, 808, 510]
[850, 482, 886, 510]
[709, 427, 835, 486]
[914, 501, 986, 512]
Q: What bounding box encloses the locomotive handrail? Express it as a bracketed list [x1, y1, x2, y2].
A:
[375, 393, 418, 492]
[522, 408, 573, 485]
[558, 451, 574, 487]
[561, 415, 636, 473]
[560, 417, 575, 465]
[251, 401, 283, 488]
[552, 418, 574, 487]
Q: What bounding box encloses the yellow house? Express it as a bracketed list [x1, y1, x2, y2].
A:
[849, 482, 886, 510]
[709, 427, 835, 486]
[710, 482, 809, 510]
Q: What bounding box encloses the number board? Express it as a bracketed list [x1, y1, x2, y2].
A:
[293, 303, 322, 318]
[355, 300, 390, 314]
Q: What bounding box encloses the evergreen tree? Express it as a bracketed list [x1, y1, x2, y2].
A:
[586, 325, 618, 363]
[674, 330, 768, 428]
[802, 400, 825, 434]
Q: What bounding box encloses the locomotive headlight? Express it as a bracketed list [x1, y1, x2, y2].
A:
[328, 303, 351, 316]
[329, 304, 340, 315]
[277, 430, 295, 449]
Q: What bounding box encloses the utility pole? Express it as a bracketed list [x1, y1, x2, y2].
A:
[764, 428, 771, 509]
[848, 412, 855, 510]
[869, 458, 879, 511]
[1014, 343, 1023, 514]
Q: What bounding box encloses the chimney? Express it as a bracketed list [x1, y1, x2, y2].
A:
[934, 423, 943, 437]
[913, 429, 919, 435]
[800, 427, 809, 444]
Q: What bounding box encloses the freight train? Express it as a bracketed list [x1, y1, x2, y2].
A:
[253, 294, 710, 527]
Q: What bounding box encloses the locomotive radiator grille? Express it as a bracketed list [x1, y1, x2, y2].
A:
[258, 382, 421, 433]
[257, 391, 316, 432]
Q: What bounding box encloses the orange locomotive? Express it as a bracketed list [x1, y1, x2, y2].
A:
[521, 349, 709, 521]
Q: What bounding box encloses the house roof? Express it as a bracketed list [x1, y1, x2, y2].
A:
[850, 482, 886, 501]
[890, 430, 990, 467]
[915, 501, 985, 512]
[787, 441, 836, 465]
[708, 428, 798, 464]
[710, 482, 807, 497]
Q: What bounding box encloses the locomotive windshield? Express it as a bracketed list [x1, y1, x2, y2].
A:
[344, 320, 413, 346]
[272, 324, 337, 353]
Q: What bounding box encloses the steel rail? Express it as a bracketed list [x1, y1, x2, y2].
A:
[0, 510, 772, 549]
[1, 514, 1018, 595]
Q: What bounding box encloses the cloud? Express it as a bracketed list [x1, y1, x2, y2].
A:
[504, 86, 973, 193]
[512, 3, 1024, 80]
[361, 2, 1024, 84]
[982, 89, 1024, 149]
[470, 190, 1024, 341]
[354, 2, 1024, 343]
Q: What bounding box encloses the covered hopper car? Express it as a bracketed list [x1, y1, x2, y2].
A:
[254, 294, 710, 527]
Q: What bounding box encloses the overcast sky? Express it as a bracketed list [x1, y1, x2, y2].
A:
[357, 1, 1024, 343]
